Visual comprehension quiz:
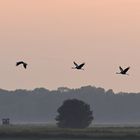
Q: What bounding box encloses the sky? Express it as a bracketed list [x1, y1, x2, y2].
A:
[0, 0, 140, 93]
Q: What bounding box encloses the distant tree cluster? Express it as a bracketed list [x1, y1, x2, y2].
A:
[0, 86, 140, 124]
[56, 99, 94, 129]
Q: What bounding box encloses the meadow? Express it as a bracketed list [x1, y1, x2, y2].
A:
[0, 125, 140, 139]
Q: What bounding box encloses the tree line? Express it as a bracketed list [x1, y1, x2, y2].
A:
[0, 86, 139, 125]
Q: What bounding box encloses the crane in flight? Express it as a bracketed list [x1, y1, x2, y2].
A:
[116, 66, 130, 75]
[16, 61, 28, 69]
[72, 61, 85, 70]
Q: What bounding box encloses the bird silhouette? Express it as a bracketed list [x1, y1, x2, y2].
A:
[72, 61, 85, 70]
[116, 66, 130, 75]
[16, 61, 28, 69]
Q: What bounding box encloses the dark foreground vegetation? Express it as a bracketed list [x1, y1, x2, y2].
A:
[0, 125, 140, 139]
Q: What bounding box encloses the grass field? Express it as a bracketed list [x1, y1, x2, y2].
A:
[0, 125, 140, 139]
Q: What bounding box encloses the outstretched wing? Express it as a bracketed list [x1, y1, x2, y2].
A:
[119, 66, 124, 72]
[16, 61, 24, 66]
[123, 67, 130, 73]
[73, 61, 79, 67]
[23, 63, 27, 69]
[78, 63, 85, 69]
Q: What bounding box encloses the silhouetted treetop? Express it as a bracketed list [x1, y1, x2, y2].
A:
[56, 99, 94, 128]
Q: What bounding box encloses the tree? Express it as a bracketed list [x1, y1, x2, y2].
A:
[55, 99, 94, 128]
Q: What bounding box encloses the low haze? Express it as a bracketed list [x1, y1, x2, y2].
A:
[0, 0, 140, 92]
[0, 86, 140, 124]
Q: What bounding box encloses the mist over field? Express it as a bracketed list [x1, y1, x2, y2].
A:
[0, 86, 139, 125]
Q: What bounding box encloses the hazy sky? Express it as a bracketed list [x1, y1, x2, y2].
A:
[0, 0, 140, 93]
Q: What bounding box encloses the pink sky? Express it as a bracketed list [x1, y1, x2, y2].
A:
[0, 0, 140, 92]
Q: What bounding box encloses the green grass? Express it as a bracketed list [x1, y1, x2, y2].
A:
[0, 125, 140, 139]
